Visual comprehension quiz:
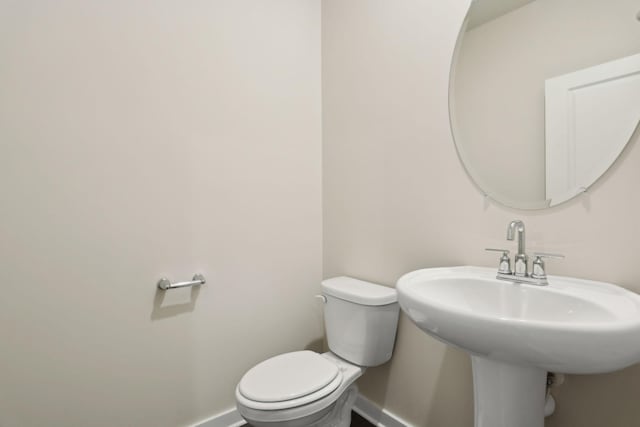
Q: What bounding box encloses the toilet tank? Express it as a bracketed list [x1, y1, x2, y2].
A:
[321, 277, 400, 367]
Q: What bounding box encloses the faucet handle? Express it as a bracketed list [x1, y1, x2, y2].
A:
[485, 248, 510, 253]
[533, 252, 565, 260]
[485, 248, 512, 274]
[531, 252, 565, 279]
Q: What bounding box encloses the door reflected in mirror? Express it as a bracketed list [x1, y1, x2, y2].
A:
[450, 0, 640, 209]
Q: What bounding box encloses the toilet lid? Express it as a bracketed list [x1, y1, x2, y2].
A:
[238, 351, 340, 403]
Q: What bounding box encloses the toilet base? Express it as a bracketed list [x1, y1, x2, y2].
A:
[240, 384, 359, 427]
[321, 384, 358, 427]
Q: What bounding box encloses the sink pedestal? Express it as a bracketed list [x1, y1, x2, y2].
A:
[471, 356, 546, 427]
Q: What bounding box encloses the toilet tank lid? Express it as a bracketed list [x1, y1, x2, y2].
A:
[321, 276, 397, 306]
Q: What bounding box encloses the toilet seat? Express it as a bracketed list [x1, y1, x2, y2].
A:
[237, 351, 343, 411]
[236, 352, 366, 425]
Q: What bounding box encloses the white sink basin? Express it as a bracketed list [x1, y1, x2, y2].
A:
[397, 266, 640, 373]
[397, 266, 640, 427]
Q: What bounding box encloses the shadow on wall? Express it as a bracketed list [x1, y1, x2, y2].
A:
[354, 362, 393, 418]
[306, 338, 325, 354]
[423, 346, 473, 427]
[150, 286, 202, 320]
[357, 315, 474, 427]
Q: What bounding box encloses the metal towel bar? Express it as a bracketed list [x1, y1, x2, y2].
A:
[157, 274, 206, 290]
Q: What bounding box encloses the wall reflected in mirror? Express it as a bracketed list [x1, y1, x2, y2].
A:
[450, 0, 640, 209]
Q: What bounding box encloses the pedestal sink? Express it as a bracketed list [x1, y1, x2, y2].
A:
[397, 266, 640, 427]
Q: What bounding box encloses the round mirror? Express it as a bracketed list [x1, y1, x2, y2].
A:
[450, 0, 640, 209]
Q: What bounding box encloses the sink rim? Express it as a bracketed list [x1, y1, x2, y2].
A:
[396, 266, 640, 374]
[397, 266, 640, 332]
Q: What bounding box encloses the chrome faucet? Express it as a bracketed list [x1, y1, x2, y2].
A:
[486, 220, 564, 286]
[507, 220, 528, 277]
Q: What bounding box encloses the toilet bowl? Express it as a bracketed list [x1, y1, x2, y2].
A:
[235, 277, 400, 427]
[236, 351, 363, 427]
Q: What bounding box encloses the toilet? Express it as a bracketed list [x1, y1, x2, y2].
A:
[235, 276, 400, 427]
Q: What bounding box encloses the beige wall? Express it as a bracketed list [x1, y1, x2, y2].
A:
[4, 1, 640, 426]
[453, 0, 640, 206]
[323, 0, 640, 426]
[0, 1, 322, 426]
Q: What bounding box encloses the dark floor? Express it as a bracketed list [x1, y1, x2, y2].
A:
[351, 411, 374, 426]
[244, 411, 373, 426]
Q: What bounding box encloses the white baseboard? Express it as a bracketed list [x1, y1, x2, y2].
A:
[352, 394, 412, 427]
[192, 394, 410, 427]
[191, 406, 244, 427]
